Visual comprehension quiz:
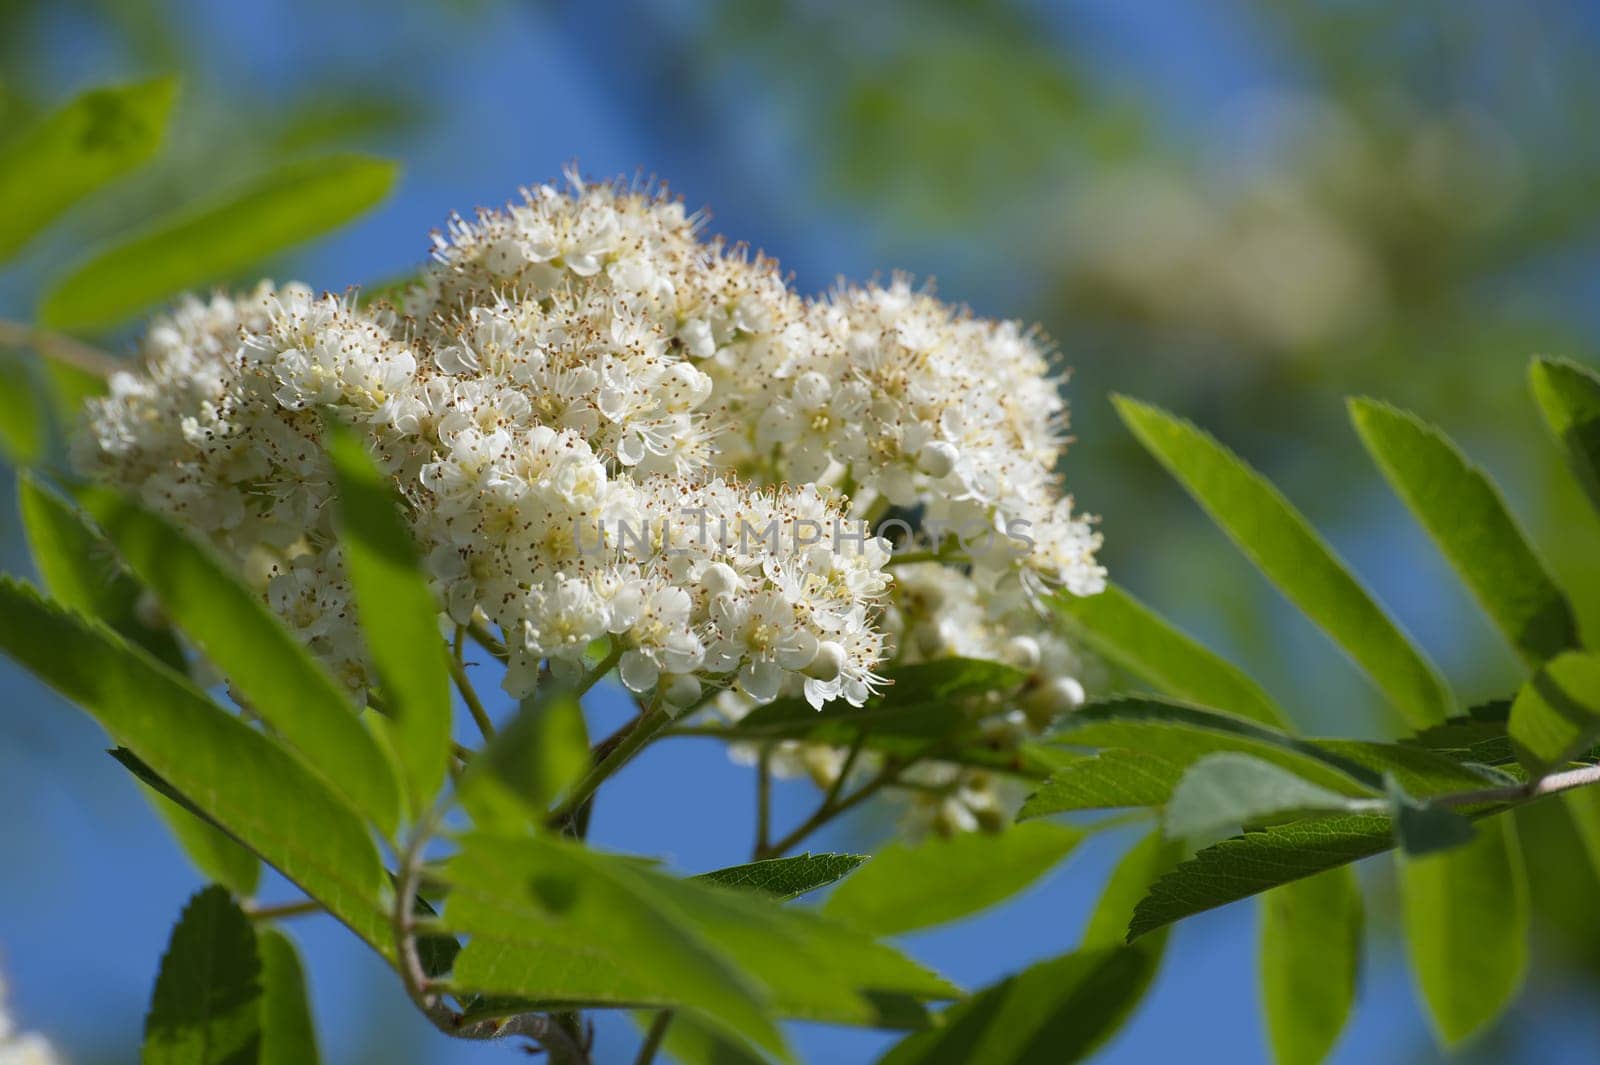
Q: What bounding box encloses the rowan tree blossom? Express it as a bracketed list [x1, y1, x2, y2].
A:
[76, 171, 1106, 799]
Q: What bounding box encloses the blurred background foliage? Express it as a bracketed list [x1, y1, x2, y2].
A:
[3, 1, 1600, 1062]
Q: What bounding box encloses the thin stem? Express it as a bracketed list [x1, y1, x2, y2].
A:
[449, 653, 495, 740]
[245, 899, 324, 922]
[577, 645, 624, 696]
[1439, 761, 1600, 809]
[0, 317, 122, 377]
[759, 760, 903, 859]
[548, 703, 670, 827]
[633, 1011, 674, 1065]
[885, 548, 970, 569]
[466, 618, 508, 662]
[755, 747, 773, 858]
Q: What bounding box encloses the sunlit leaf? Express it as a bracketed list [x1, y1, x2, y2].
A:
[1164, 753, 1372, 841]
[1351, 398, 1577, 665]
[1114, 396, 1452, 726]
[0, 77, 176, 262]
[442, 833, 956, 1042]
[459, 687, 588, 829]
[1529, 357, 1600, 514]
[40, 153, 399, 331]
[1052, 583, 1286, 726]
[824, 822, 1084, 936]
[1507, 650, 1600, 775]
[78, 486, 403, 836]
[258, 930, 322, 1065]
[143, 885, 262, 1065]
[326, 423, 451, 813]
[1399, 817, 1528, 1047]
[1259, 868, 1362, 1065]
[0, 578, 392, 956]
[877, 830, 1179, 1065]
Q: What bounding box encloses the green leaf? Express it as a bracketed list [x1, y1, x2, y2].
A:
[695, 853, 869, 901]
[459, 687, 587, 829]
[326, 423, 451, 813]
[137, 777, 261, 898]
[1399, 817, 1529, 1047]
[727, 657, 1026, 741]
[1047, 698, 1386, 797]
[1017, 749, 1184, 818]
[877, 831, 1179, 1065]
[1350, 398, 1578, 665]
[40, 153, 399, 331]
[442, 833, 956, 1040]
[1080, 829, 1184, 951]
[258, 930, 321, 1065]
[875, 948, 1158, 1065]
[823, 822, 1084, 936]
[1164, 753, 1373, 841]
[1561, 787, 1600, 883]
[1114, 396, 1452, 726]
[21, 478, 257, 890]
[0, 578, 392, 955]
[1259, 868, 1362, 1065]
[19, 475, 185, 668]
[0, 77, 176, 262]
[77, 486, 402, 836]
[143, 885, 262, 1065]
[1529, 357, 1600, 514]
[1387, 776, 1477, 856]
[1507, 650, 1600, 775]
[1052, 583, 1286, 726]
[0, 355, 45, 464]
[643, 1010, 770, 1065]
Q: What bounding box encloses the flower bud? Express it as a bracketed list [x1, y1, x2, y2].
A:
[661, 673, 702, 710]
[803, 640, 846, 682]
[916, 440, 959, 478]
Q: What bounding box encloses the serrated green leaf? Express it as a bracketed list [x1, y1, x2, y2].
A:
[823, 822, 1084, 936]
[1260, 867, 1362, 1065]
[1387, 775, 1476, 857]
[1128, 814, 1394, 941]
[0, 77, 176, 262]
[77, 486, 402, 836]
[1080, 829, 1183, 951]
[143, 885, 262, 1065]
[1164, 753, 1373, 841]
[1351, 398, 1577, 665]
[326, 424, 451, 813]
[1046, 698, 1386, 797]
[459, 687, 588, 829]
[695, 853, 868, 901]
[1507, 650, 1600, 775]
[1529, 357, 1600, 514]
[1399, 817, 1528, 1047]
[258, 930, 321, 1065]
[0, 578, 392, 955]
[40, 153, 398, 331]
[877, 830, 1178, 1065]
[442, 834, 957, 1049]
[1018, 749, 1183, 818]
[1052, 583, 1286, 726]
[1114, 396, 1452, 726]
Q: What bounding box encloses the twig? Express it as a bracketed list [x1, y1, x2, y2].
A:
[0, 317, 123, 378]
[244, 899, 324, 922]
[633, 1011, 674, 1065]
[449, 653, 496, 740]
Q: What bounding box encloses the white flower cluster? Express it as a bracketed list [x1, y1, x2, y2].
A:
[78, 171, 1102, 730]
[0, 967, 63, 1065]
